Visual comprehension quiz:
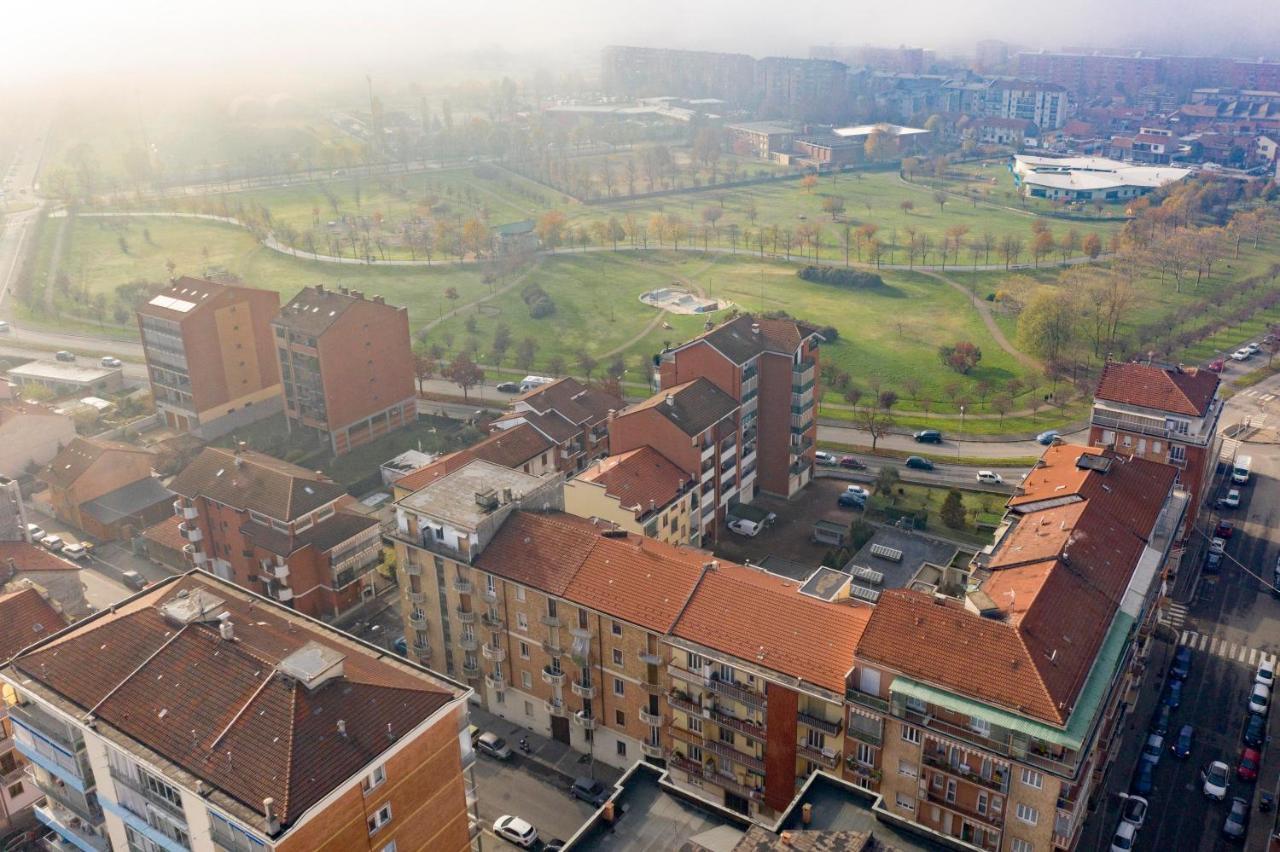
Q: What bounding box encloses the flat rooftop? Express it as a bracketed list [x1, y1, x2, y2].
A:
[7, 361, 120, 383]
[843, 527, 959, 603]
[571, 763, 744, 850]
[397, 459, 545, 530]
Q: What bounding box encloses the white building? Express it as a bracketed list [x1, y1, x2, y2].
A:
[1011, 154, 1191, 202]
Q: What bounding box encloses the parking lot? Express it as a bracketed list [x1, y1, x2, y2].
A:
[711, 476, 864, 570]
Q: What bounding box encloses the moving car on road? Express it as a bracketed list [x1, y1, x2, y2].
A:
[838, 455, 867, 470]
[495, 381, 520, 393]
[475, 732, 513, 760]
[1172, 724, 1194, 759]
[55, 350, 75, 362]
[1036, 430, 1060, 445]
[100, 356, 122, 368]
[1202, 760, 1230, 800]
[1216, 520, 1235, 538]
[913, 430, 942, 444]
[905, 456, 934, 471]
[814, 450, 837, 465]
[493, 816, 538, 848]
[976, 470, 1004, 484]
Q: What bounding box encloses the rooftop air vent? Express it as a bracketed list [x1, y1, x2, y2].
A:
[159, 591, 226, 626]
[278, 641, 346, 691]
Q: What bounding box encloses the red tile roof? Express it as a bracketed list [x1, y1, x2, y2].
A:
[1095, 360, 1219, 416]
[516, 377, 622, 426]
[474, 512, 606, 597]
[685, 315, 819, 365]
[565, 534, 708, 633]
[42, 437, 154, 490]
[169, 447, 344, 521]
[576, 447, 692, 518]
[10, 572, 460, 828]
[143, 516, 187, 553]
[620, 378, 739, 437]
[0, 541, 82, 573]
[0, 587, 65, 662]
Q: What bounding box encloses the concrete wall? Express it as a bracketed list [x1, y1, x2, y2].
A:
[0, 413, 75, 479]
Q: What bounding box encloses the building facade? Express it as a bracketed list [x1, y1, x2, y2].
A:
[135, 277, 283, 438]
[169, 446, 387, 620]
[273, 286, 416, 455]
[42, 438, 158, 536]
[1, 571, 476, 852]
[491, 378, 622, 475]
[564, 446, 700, 547]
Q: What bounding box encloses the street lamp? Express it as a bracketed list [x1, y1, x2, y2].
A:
[960, 405, 966, 430]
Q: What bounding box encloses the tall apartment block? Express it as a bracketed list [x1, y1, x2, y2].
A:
[1089, 360, 1221, 539]
[1, 571, 476, 852]
[601, 45, 756, 103]
[169, 445, 386, 620]
[135, 277, 283, 438]
[658, 315, 822, 498]
[273, 286, 416, 455]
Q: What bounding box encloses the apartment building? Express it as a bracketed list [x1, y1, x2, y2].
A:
[608, 378, 742, 541]
[602, 45, 757, 103]
[169, 446, 386, 620]
[564, 446, 700, 547]
[273, 285, 416, 455]
[1, 571, 476, 852]
[1089, 360, 1221, 539]
[658, 315, 822, 499]
[391, 459, 564, 676]
[849, 444, 1184, 852]
[0, 587, 65, 834]
[491, 378, 623, 475]
[1014, 51, 1161, 97]
[987, 80, 1068, 129]
[135, 277, 283, 438]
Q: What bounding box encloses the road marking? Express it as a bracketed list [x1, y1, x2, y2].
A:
[1263, 394, 1276, 402]
[1198, 633, 1209, 650]
[1181, 631, 1275, 668]
[1181, 629, 1193, 645]
[1245, 390, 1260, 397]
[1250, 648, 1259, 665]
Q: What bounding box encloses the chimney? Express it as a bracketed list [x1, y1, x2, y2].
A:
[337, 719, 347, 737]
[339, 286, 349, 295]
[314, 284, 325, 294]
[802, 803, 813, 825]
[501, 487, 514, 504]
[607, 408, 616, 422]
[263, 798, 280, 835]
[751, 322, 760, 335]
[218, 617, 235, 642]
[351, 290, 364, 300]
[665, 394, 674, 407]
[386, 722, 396, 742]
[236, 441, 247, 454]
[372, 295, 385, 304]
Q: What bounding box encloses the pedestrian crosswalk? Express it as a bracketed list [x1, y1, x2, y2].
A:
[1179, 630, 1276, 667]
[1160, 602, 1189, 630]
[1240, 389, 1277, 402]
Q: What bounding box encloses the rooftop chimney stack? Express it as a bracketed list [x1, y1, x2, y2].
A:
[751, 323, 760, 335]
[337, 719, 347, 737]
[218, 618, 234, 642]
[665, 394, 674, 407]
[263, 798, 280, 835]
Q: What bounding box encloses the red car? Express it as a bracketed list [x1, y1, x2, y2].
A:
[1238, 747, 1261, 781]
[838, 455, 867, 470]
[1216, 520, 1236, 539]
[1208, 358, 1225, 373]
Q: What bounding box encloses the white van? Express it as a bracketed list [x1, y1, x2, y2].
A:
[727, 518, 761, 537]
[1232, 455, 1252, 485]
[519, 375, 555, 393]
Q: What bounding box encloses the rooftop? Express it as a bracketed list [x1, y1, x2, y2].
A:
[169, 447, 345, 522]
[0, 587, 65, 662]
[397, 459, 548, 531]
[726, 121, 799, 135]
[833, 124, 929, 138]
[273, 285, 400, 336]
[8, 360, 121, 384]
[0, 542, 83, 574]
[842, 527, 960, 601]
[622, 378, 739, 438]
[575, 446, 693, 518]
[136, 276, 271, 321]
[80, 476, 174, 526]
[1094, 360, 1220, 416]
[677, 314, 819, 366]
[516, 376, 623, 427]
[4, 571, 464, 832]
[1012, 154, 1191, 191]
[42, 437, 155, 490]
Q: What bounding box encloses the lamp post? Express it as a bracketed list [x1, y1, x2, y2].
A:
[960, 404, 966, 430]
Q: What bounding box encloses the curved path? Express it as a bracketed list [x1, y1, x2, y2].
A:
[917, 269, 1040, 372]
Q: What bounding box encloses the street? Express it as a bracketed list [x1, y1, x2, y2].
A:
[472, 751, 597, 849]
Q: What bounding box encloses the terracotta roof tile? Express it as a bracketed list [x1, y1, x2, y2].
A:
[564, 534, 708, 632]
[474, 512, 603, 597]
[0, 588, 65, 662]
[42, 437, 154, 490]
[395, 450, 478, 493]
[0, 541, 82, 573]
[169, 447, 344, 521]
[517, 377, 622, 426]
[470, 423, 554, 469]
[576, 447, 693, 518]
[1095, 361, 1219, 416]
[620, 378, 739, 438]
[143, 516, 187, 552]
[685, 315, 818, 365]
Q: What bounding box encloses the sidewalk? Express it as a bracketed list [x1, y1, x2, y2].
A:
[468, 705, 624, 789]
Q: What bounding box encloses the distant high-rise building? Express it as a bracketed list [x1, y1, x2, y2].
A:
[601, 45, 756, 103]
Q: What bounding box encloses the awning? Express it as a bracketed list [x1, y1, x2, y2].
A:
[890, 611, 1135, 752]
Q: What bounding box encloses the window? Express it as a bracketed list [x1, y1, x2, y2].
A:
[519, 641, 530, 659]
[381, 843, 398, 852]
[855, 743, 875, 767]
[578, 609, 589, 630]
[969, 716, 991, 737]
[616, 741, 627, 757]
[688, 716, 703, 735]
[1021, 768, 1043, 789]
[1011, 840, 1033, 852]
[612, 649, 623, 666]
[613, 678, 625, 697]
[901, 724, 921, 745]
[895, 793, 915, 812]
[616, 710, 626, 726]
[977, 792, 988, 815]
[719, 728, 735, 745]
[7, 781, 21, 798]
[1170, 444, 1186, 462]
[547, 599, 558, 618]
[521, 671, 532, 689]
[689, 652, 706, 670]
[612, 621, 623, 636]
[524, 700, 534, 717]
[362, 764, 387, 793]
[142, 771, 183, 811]
[1016, 803, 1039, 825]
[486, 574, 497, 595]
[368, 803, 393, 834]
[517, 613, 529, 631]
[718, 663, 734, 682]
[514, 585, 526, 602]
[897, 759, 917, 778]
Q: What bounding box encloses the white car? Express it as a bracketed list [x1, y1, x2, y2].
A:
[1249, 683, 1270, 716]
[1231, 349, 1252, 361]
[1246, 342, 1262, 354]
[61, 542, 88, 561]
[976, 470, 1004, 485]
[1110, 820, 1137, 852]
[40, 534, 64, 552]
[1202, 760, 1230, 800]
[100, 356, 123, 368]
[26, 523, 45, 542]
[844, 485, 871, 500]
[1120, 794, 1147, 830]
[814, 450, 837, 465]
[1220, 489, 1241, 509]
[1257, 658, 1276, 689]
[493, 815, 538, 848]
[1210, 537, 1226, 555]
[1140, 733, 1163, 767]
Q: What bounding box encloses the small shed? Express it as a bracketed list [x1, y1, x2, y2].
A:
[812, 517, 848, 547]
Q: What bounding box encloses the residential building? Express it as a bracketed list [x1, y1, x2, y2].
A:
[602, 45, 757, 104]
[168, 445, 387, 620]
[1090, 360, 1222, 538]
[608, 379, 742, 542]
[987, 80, 1068, 129]
[391, 459, 564, 676]
[753, 57, 850, 118]
[564, 446, 700, 546]
[392, 423, 558, 501]
[0, 544, 92, 619]
[273, 285, 416, 455]
[974, 117, 1039, 147]
[657, 315, 823, 499]
[6, 361, 123, 398]
[492, 377, 623, 475]
[0, 477, 29, 543]
[725, 122, 799, 160]
[1015, 51, 1162, 97]
[851, 444, 1184, 851]
[135, 276, 283, 438]
[1010, 154, 1190, 202]
[0, 586, 65, 834]
[0, 387, 76, 478]
[1, 570, 476, 852]
[41, 438, 160, 538]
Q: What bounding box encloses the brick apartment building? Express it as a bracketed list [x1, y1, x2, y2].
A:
[2, 571, 476, 852]
[853, 445, 1183, 851]
[564, 446, 700, 547]
[273, 285, 416, 455]
[1089, 360, 1221, 538]
[658, 315, 822, 499]
[609, 378, 743, 542]
[169, 446, 386, 620]
[491, 377, 623, 475]
[136, 277, 283, 438]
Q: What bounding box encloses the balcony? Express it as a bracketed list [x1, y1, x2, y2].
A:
[545, 698, 567, 717]
[172, 500, 197, 521]
[797, 710, 842, 737]
[540, 613, 561, 628]
[481, 612, 504, 630]
[456, 608, 477, 624]
[703, 739, 766, 775]
[667, 663, 708, 686]
[571, 680, 598, 699]
[274, 586, 294, 603]
[924, 787, 1002, 829]
[668, 693, 702, 716]
[407, 612, 427, 630]
[720, 441, 737, 463]
[793, 359, 816, 386]
[481, 586, 498, 603]
[458, 636, 479, 652]
[485, 673, 506, 692]
[541, 666, 566, 687]
[711, 707, 767, 744]
[846, 687, 890, 714]
[797, 743, 840, 769]
[707, 675, 767, 710]
[639, 708, 663, 726]
[453, 578, 473, 595]
[482, 644, 506, 662]
[642, 742, 665, 759]
[541, 640, 564, 657]
[701, 443, 716, 462]
[640, 680, 663, 696]
[461, 660, 481, 678]
[922, 749, 1009, 794]
[34, 800, 108, 852]
[569, 624, 593, 640]
[900, 707, 1078, 776]
[402, 561, 422, 577]
[638, 650, 664, 666]
[573, 711, 597, 731]
[1092, 411, 1210, 445]
[414, 643, 432, 662]
[178, 522, 202, 543]
[408, 591, 425, 605]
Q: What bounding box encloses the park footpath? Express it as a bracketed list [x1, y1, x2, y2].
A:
[468, 705, 625, 788]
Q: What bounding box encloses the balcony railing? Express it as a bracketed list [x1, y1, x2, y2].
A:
[481, 612, 504, 630]
[924, 787, 1002, 829]
[711, 708, 766, 744]
[707, 675, 767, 710]
[573, 711, 598, 731]
[847, 724, 883, 747]
[797, 710, 842, 737]
[482, 644, 506, 662]
[1092, 412, 1209, 445]
[668, 753, 765, 803]
[900, 708, 1078, 776]
[407, 612, 427, 629]
[846, 687, 890, 714]
[668, 693, 702, 716]
[541, 666, 566, 687]
[703, 739, 766, 775]
[481, 586, 498, 603]
[461, 660, 481, 678]
[642, 742, 665, 759]
[638, 708, 663, 726]
[34, 800, 109, 852]
[456, 608, 477, 624]
[540, 613, 561, 628]
[640, 680, 663, 695]
[571, 680, 598, 699]
[541, 640, 564, 657]
[922, 749, 1009, 793]
[453, 578, 473, 594]
[485, 673, 506, 692]
[797, 743, 840, 769]
[545, 698, 567, 717]
[459, 636, 478, 652]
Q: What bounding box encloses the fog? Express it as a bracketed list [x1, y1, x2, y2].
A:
[5, 0, 1278, 88]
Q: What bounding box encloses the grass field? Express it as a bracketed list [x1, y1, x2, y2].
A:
[869, 482, 1002, 546]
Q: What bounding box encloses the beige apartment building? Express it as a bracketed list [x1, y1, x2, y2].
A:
[564, 446, 700, 547]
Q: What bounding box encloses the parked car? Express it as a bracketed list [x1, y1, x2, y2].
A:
[1237, 747, 1261, 781]
[1210, 537, 1227, 555]
[392, 636, 408, 656]
[838, 455, 867, 470]
[1141, 733, 1164, 766]
[61, 542, 88, 560]
[1246, 342, 1262, 354]
[727, 518, 761, 537]
[844, 485, 870, 500]
[495, 381, 521, 393]
[1216, 520, 1236, 539]
[1208, 358, 1225, 372]
[1120, 794, 1148, 830]
[1202, 760, 1230, 800]
[1231, 348, 1252, 361]
[814, 450, 837, 465]
[54, 350, 75, 362]
[0, 321, 10, 333]
[1223, 796, 1249, 840]
[1244, 713, 1267, 748]
[25, 523, 45, 542]
[1036, 430, 1061, 445]
[1110, 821, 1137, 852]
[837, 492, 866, 509]
[493, 816, 538, 848]
[1258, 658, 1276, 689]
[904, 456, 934, 471]
[100, 356, 122, 368]
[1151, 704, 1173, 736]
[475, 732, 513, 760]
[1172, 724, 1194, 758]
[913, 429, 943, 444]
[1171, 646, 1193, 681]
[1249, 683, 1270, 716]
[1163, 680, 1183, 709]
[1220, 489, 1241, 508]
[39, 534, 63, 552]
[569, 777, 609, 806]
[976, 470, 1004, 484]
[120, 570, 147, 591]
[543, 841, 566, 852]
[1131, 761, 1155, 796]
[1205, 551, 1223, 574]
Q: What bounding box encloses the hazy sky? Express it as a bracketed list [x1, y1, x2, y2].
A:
[7, 0, 1278, 85]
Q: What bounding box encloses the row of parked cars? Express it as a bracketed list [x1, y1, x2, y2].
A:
[25, 523, 89, 561]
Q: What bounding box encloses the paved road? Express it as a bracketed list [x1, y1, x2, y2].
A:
[473, 753, 596, 849]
